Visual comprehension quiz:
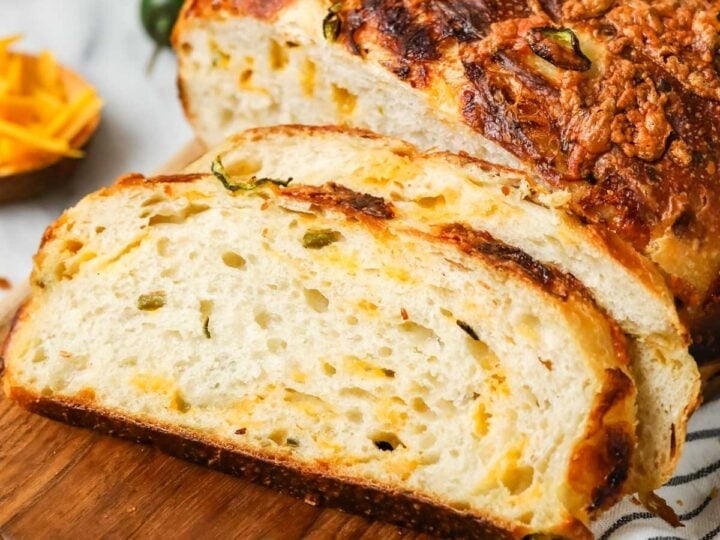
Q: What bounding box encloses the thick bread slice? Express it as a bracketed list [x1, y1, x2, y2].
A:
[183, 125, 701, 492]
[2, 173, 636, 538]
[173, 0, 720, 363]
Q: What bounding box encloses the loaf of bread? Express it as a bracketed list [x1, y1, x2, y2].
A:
[2, 149, 637, 537]
[182, 126, 700, 494]
[173, 0, 720, 363]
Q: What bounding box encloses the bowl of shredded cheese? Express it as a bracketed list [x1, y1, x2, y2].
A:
[0, 35, 102, 202]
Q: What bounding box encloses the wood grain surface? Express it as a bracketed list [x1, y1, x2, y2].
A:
[0, 141, 427, 539]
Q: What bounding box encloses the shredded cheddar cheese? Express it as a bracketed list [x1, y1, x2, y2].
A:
[0, 35, 102, 171]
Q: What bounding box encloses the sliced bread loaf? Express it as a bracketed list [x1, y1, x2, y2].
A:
[3, 170, 635, 538]
[183, 125, 700, 493]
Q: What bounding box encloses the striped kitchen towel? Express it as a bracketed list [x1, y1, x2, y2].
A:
[592, 396, 720, 539]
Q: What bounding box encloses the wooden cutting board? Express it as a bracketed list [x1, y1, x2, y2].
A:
[0, 142, 428, 540]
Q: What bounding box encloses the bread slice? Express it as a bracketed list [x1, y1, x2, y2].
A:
[2, 171, 636, 538]
[183, 125, 700, 493]
[172, 0, 720, 365]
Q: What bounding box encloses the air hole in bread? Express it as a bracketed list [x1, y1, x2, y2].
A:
[268, 428, 288, 446]
[340, 386, 375, 400]
[223, 157, 263, 177]
[63, 239, 83, 254]
[141, 195, 168, 207]
[156, 238, 171, 258]
[343, 356, 395, 379]
[267, 338, 287, 353]
[253, 308, 281, 329]
[304, 288, 329, 313]
[414, 195, 446, 209]
[517, 314, 541, 345]
[437, 399, 458, 416]
[379, 346, 392, 358]
[238, 69, 253, 88]
[420, 452, 440, 466]
[300, 57, 316, 96]
[322, 362, 336, 376]
[517, 511, 535, 525]
[95, 226, 106, 234]
[331, 84, 357, 116]
[346, 409, 363, 423]
[32, 348, 47, 364]
[222, 251, 247, 269]
[283, 389, 330, 416]
[411, 397, 430, 414]
[501, 465, 534, 495]
[268, 39, 288, 70]
[371, 432, 403, 452]
[473, 403, 491, 437]
[346, 315, 359, 325]
[467, 339, 496, 371]
[170, 390, 191, 413]
[209, 39, 230, 69]
[399, 321, 437, 344]
[147, 203, 210, 226]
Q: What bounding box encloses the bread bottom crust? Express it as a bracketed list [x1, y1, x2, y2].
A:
[7, 387, 591, 539]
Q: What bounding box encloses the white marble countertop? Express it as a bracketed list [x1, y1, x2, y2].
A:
[0, 0, 193, 291]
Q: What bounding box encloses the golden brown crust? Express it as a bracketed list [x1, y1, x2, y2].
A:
[6, 386, 594, 539]
[37, 211, 70, 252]
[567, 368, 635, 516]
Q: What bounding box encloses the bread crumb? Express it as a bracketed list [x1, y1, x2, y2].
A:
[304, 493, 320, 506]
[0, 277, 10, 290]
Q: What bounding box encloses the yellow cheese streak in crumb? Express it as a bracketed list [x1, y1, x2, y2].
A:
[0, 35, 102, 170]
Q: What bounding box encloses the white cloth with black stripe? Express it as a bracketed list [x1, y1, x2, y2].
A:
[591, 397, 720, 539]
